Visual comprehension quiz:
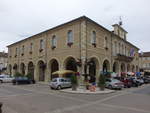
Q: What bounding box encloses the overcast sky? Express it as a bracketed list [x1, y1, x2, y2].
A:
[0, 0, 149, 52]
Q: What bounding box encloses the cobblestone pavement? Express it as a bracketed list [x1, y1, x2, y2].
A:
[0, 83, 150, 113]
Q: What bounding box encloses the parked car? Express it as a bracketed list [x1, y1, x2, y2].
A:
[49, 77, 72, 90]
[121, 78, 132, 88]
[143, 76, 150, 84]
[128, 77, 140, 87]
[12, 77, 35, 85]
[105, 78, 124, 90]
[0, 75, 14, 83]
[136, 77, 144, 85]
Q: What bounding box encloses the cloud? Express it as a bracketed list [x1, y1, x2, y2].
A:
[0, 0, 150, 52]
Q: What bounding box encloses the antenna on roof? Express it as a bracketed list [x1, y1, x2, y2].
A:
[119, 16, 123, 26]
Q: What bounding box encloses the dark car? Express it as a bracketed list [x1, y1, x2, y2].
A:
[143, 76, 150, 84]
[121, 78, 132, 88]
[12, 77, 35, 85]
[128, 77, 140, 87]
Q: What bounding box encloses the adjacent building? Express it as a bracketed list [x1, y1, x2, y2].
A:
[139, 52, 150, 72]
[0, 52, 8, 74]
[7, 16, 139, 82]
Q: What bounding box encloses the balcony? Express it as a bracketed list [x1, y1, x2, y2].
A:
[115, 54, 134, 62]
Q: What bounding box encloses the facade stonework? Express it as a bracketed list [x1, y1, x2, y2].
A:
[139, 52, 150, 72]
[7, 16, 139, 82]
[0, 52, 8, 74]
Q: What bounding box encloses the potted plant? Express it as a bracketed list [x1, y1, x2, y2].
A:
[14, 72, 23, 78]
[26, 73, 35, 84]
[70, 74, 78, 91]
[98, 73, 106, 91]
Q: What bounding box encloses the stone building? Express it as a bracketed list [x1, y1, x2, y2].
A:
[7, 16, 139, 82]
[139, 52, 150, 72]
[0, 52, 8, 74]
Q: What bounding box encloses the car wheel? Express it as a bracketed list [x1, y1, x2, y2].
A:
[108, 85, 112, 89]
[57, 85, 61, 90]
[0, 80, 3, 83]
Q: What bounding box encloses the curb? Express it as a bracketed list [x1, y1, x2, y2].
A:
[59, 89, 115, 95]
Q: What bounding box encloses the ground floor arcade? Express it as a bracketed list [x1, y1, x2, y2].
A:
[8, 56, 139, 82]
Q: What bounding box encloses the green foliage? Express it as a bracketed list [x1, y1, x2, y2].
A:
[14, 72, 24, 77]
[98, 73, 106, 87]
[26, 73, 32, 79]
[70, 75, 78, 85]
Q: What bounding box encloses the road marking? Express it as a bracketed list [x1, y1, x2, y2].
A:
[1, 84, 89, 103]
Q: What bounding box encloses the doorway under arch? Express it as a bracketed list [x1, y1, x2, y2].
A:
[103, 60, 110, 72]
[113, 62, 119, 73]
[121, 63, 126, 72]
[28, 62, 34, 80]
[49, 59, 59, 79]
[65, 57, 77, 72]
[20, 63, 25, 75]
[38, 60, 46, 81]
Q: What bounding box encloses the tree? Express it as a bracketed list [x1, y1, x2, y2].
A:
[98, 73, 106, 91]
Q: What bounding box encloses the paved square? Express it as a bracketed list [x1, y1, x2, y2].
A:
[0, 83, 150, 113]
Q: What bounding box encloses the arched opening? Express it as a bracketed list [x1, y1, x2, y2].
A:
[20, 63, 25, 75]
[127, 64, 130, 72]
[38, 60, 46, 81]
[28, 62, 34, 80]
[88, 59, 96, 83]
[49, 59, 59, 79]
[13, 64, 18, 74]
[132, 65, 135, 72]
[65, 57, 77, 72]
[9, 64, 12, 75]
[113, 62, 119, 73]
[121, 63, 125, 72]
[103, 60, 110, 72]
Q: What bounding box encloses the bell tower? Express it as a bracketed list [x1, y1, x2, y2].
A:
[112, 18, 128, 40]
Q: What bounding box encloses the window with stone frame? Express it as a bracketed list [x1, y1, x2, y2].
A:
[91, 31, 96, 47]
[29, 43, 33, 54]
[15, 48, 18, 57]
[51, 35, 57, 49]
[67, 30, 73, 46]
[21, 45, 25, 56]
[104, 37, 108, 50]
[39, 39, 44, 52]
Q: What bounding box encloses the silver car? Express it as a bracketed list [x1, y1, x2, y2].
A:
[49, 77, 72, 90]
[106, 78, 124, 90]
[0, 75, 14, 83]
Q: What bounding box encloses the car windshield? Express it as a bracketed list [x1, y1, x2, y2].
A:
[111, 79, 120, 82]
[52, 79, 57, 82]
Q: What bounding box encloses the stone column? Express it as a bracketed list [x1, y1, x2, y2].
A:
[34, 65, 39, 82]
[80, 20, 87, 75]
[45, 65, 50, 82]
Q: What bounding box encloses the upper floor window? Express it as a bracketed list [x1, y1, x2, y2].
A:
[51, 35, 57, 49]
[104, 37, 108, 50]
[29, 43, 33, 54]
[21, 45, 24, 56]
[39, 39, 44, 52]
[15, 48, 18, 57]
[91, 31, 96, 47]
[67, 30, 73, 46]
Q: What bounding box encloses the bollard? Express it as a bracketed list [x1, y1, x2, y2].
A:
[0, 102, 2, 113]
